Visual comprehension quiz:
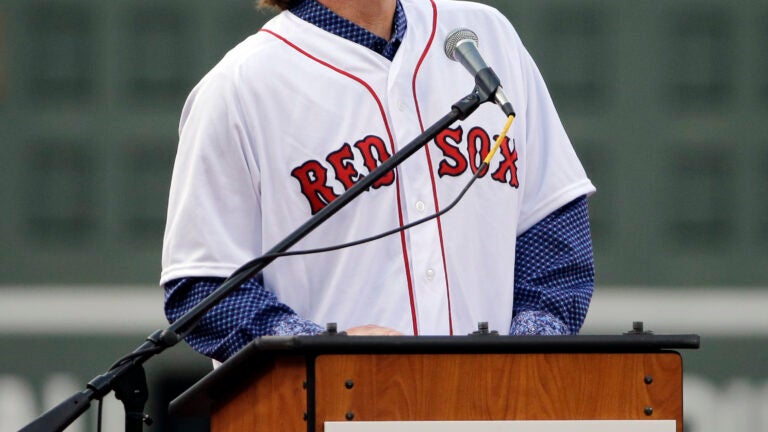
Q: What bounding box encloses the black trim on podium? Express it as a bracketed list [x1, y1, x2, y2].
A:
[169, 333, 700, 417]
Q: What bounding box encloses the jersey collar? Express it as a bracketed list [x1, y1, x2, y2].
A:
[289, 0, 407, 61]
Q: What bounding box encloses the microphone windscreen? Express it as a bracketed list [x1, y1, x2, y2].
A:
[444, 28, 479, 61]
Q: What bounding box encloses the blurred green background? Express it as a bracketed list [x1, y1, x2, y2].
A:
[1, 0, 766, 431]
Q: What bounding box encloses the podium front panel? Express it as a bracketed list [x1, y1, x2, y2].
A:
[313, 352, 682, 432]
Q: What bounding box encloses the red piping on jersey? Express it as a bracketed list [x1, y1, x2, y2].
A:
[411, 1, 455, 335]
[260, 28, 419, 335]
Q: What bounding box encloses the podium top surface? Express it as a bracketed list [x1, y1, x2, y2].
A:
[169, 333, 699, 417]
[239, 333, 700, 354]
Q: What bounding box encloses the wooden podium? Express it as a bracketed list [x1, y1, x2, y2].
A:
[170, 333, 699, 432]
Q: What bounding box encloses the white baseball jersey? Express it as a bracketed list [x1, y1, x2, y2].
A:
[161, 0, 595, 336]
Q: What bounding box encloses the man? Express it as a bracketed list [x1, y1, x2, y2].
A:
[161, 0, 596, 362]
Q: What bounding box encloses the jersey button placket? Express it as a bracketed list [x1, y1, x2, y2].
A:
[425, 268, 436, 281]
[415, 200, 426, 213]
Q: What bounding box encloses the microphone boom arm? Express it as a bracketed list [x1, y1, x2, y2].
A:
[18, 90, 486, 432]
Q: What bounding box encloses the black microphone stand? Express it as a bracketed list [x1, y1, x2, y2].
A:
[19, 89, 488, 432]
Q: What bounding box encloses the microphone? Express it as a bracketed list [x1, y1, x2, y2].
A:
[444, 28, 515, 117]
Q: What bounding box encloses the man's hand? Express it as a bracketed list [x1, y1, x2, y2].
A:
[344, 324, 403, 336]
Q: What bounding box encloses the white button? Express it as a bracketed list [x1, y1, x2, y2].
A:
[425, 268, 435, 281]
[415, 200, 426, 212]
[397, 100, 407, 111]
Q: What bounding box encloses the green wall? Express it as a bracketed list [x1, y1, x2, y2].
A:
[1, 0, 767, 286]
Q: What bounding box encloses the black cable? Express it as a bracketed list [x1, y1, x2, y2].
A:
[230, 161, 487, 276]
[97, 397, 103, 432]
[103, 168, 484, 371]
[113, 159, 489, 374]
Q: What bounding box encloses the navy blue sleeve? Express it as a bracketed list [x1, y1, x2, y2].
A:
[510, 195, 594, 335]
[165, 196, 594, 359]
[164, 277, 324, 362]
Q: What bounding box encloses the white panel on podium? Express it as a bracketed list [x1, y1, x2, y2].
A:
[325, 420, 676, 432]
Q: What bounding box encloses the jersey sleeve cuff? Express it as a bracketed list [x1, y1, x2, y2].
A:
[270, 315, 325, 336]
[509, 310, 570, 336]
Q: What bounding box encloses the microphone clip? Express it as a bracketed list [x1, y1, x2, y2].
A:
[474, 68, 516, 118]
[474, 67, 502, 103]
